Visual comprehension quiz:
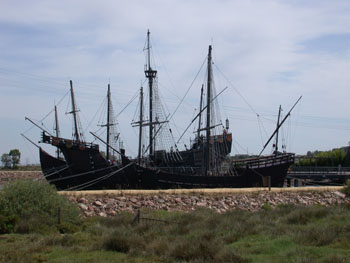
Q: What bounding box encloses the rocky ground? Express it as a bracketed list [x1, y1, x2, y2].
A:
[66, 190, 349, 217]
[0, 171, 43, 185]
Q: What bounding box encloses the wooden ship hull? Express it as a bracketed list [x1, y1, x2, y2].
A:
[121, 153, 294, 189]
[39, 135, 294, 190]
[39, 136, 130, 191]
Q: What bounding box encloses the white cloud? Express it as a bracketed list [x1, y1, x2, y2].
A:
[1, 0, 350, 163]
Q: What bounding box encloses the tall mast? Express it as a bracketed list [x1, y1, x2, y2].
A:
[274, 105, 282, 154]
[259, 95, 302, 156]
[70, 80, 80, 142]
[205, 45, 212, 175]
[106, 84, 111, 161]
[54, 105, 60, 158]
[144, 30, 157, 156]
[138, 86, 144, 164]
[197, 85, 204, 140]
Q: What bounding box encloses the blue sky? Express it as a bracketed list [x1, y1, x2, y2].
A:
[1, 0, 350, 164]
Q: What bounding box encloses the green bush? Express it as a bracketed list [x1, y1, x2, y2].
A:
[284, 206, 329, 225]
[341, 180, 350, 197]
[103, 230, 131, 253]
[0, 179, 81, 234]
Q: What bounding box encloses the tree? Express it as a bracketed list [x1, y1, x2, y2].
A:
[9, 149, 21, 169]
[1, 153, 11, 168]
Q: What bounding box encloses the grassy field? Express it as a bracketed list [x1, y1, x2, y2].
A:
[1, 205, 350, 263]
[1, 180, 350, 263]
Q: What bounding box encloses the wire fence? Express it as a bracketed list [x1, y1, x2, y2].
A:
[131, 209, 180, 226]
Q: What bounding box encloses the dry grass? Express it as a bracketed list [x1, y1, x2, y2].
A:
[59, 186, 344, 196]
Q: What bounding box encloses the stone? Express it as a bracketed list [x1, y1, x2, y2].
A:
[196, 201, 207, 207]
[129, 198, 138, 203]
[334, 191, 346, 199]
[84, 211, 95, 217]
[78, 203, 88, 211]
[107, 210, 117, 216]
[99, 212, 107, 217]
[77, 197, 87, 204]
[94, 201, 103, 207]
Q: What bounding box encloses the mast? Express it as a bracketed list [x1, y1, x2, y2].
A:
[144, 30, 157, 156]
[205, 45, 212, 175]
[54, 105, 60, 158]
[197, 85, 204, 141]
[70, 80, 80, 142]
[106, 84, 111, 161]
[274, 105, 282, 154]
[259, 95, 302, 156]
[138, 86, 144, 164]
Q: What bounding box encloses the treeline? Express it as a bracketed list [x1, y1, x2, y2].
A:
[1, 149, 40, 170]
[296, 147, 350, 167]
[1, 149, 20, 169]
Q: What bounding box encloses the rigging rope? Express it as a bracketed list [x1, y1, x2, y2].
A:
[83, 96, 106, 135]
[63, 163, 133, 191]
[116, 89, 139, 118]
[214, 64, 260, 117]
[168, 57, 207, 122]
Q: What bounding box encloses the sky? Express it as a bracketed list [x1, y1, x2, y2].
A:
[1, 0, 350, 165]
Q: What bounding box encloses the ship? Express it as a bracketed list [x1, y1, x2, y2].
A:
[119, 31, 297, 188]
[25, 82, 132, 190]
[24, 31, 298, 190]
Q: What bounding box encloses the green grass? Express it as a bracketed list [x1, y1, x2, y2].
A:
[0, 180, 81, 234]
[1, 205, 350, 263]
[1, 181, 350, 262]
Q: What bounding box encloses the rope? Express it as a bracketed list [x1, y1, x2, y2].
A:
[22, 90, 70, 136]
[83, 95, 106, 135]
[168, 57, 207, 122]
[214, 64, 259, 117]
[116, 89, 139, 118]
[21, 136, 39, 164]
[63, 163, 133, 191]
[43, 165, 71, 178]
[48, 164, 115, 183]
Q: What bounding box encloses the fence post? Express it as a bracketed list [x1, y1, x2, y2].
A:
[57, 207, 61, 225]
[137, 209, 140, 224]
[294, 179, 299, 187]
[268, 176, 271, 191]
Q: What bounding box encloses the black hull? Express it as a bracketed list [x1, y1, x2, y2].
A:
[39, 148, 128, 190]
[40, 133, 294, 190]
[121, 153, 294, 189]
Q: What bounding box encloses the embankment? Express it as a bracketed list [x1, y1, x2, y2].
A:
[1, 171, 349, 216]
[62, 187, 349, 217]
[0, 171, 43, 185]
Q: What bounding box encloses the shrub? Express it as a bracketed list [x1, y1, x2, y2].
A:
[262, 202, 273, 211]
[169, 236, 221, 261]
[293, 223, 346, 246]
[341, 180, 350, 197]
[0, 179, 81, 233]
[214, 246, 248, 263]
[283, 206, 329, 225]
[103, 231, 131, 253]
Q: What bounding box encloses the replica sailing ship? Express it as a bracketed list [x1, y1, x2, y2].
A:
[121, 31, 297, 188]
[25, 30, 297, 190]
[25, 82, 132, 190]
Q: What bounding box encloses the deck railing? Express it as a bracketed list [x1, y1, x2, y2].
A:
[231, 153, 295, 169]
